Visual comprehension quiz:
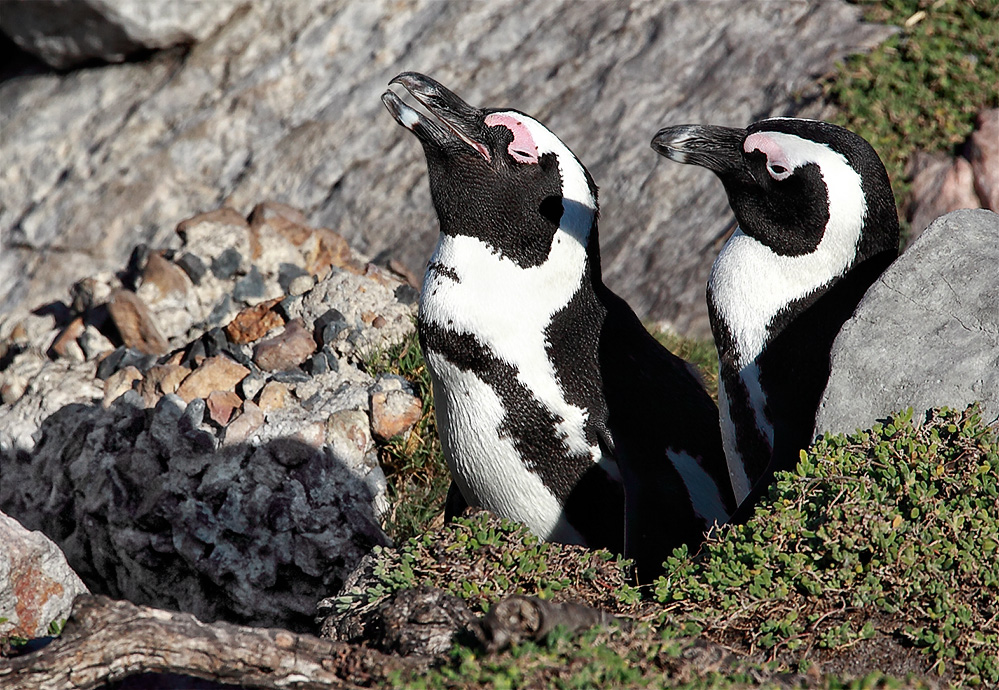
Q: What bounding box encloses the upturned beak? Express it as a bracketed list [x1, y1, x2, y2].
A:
[382, 72, 491, 161]
[651, 124, 747, 173]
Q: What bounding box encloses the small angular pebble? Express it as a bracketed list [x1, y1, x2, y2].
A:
[49, 316, 85, 360]
[206, 294, 235, 328]
[107, 289, 169, 355]
[233, 265, 266, 303]
[211, 247, 243, 280]
[103, 366, 143, 408]
[238, 372, 266, 401]
[225, 298, 284, 345]
[370, 388, 423, 441]
[79, 324, 114, 360]
[278, 262, 310, 293]
[257, 381, 290, 412]
[394, 283, 419, 306]
[176, 252, 207, 284]
[96, 347, 128, 380]
[224, 401, 265, 445]
[288, 274, 314, 296]
[207, 390, 243, 426]
[175, 355, 250, 403]
[252, 318, 316, 372]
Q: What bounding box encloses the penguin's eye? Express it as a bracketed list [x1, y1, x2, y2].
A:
[538, 195, 563, 226]
[765, 161, 792, 180]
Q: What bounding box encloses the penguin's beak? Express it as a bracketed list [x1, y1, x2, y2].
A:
[382, 72, 491, 161]
[651, 124, 747, 174]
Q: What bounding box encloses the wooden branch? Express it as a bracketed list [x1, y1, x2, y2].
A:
[473, 595, 627, 653]
[1, 594, 425, 690]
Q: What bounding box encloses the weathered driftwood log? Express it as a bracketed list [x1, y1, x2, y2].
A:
[0, 594, 424, 690]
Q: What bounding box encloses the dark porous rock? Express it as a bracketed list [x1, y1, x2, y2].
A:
[1, 197, 418, 632]
[0, 396, 390, 632]
[814, 209, 999, 438]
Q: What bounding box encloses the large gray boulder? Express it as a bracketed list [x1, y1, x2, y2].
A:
[0, 0, 894, 339]
[0, 510, 88, 640]
[0, 0, 245, 69]
[814, 209, 999, 438]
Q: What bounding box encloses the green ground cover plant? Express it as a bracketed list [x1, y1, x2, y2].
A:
[354, 406, 997, 688]
[826, 0, 999, 241]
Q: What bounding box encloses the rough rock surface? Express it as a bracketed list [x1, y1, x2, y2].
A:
[906, 109, 999, 240]
[0, 204, 418, 631]
[814, 209, 999, 438]
[0, 0, 245, 70]
[0, 0, 895, 339]
[0, 511, 89, 640]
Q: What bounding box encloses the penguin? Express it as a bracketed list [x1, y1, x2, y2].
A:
[382, 72, 734, 579]
[650, 118, 899, 515]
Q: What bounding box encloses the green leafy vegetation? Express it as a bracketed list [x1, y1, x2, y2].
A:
[352, 405, 997, 688]
[825, 0, 999, 241]
[363, 329, 452, 542]
[656, 405, 999, 686]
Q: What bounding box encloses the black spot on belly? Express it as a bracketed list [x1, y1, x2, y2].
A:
[419, 319, 594, 503]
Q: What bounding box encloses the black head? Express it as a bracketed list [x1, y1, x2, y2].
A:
[651, 118, 899, 263]
[383, 72, 600, 270]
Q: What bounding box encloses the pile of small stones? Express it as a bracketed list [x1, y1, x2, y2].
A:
[0, 202, 424, 630]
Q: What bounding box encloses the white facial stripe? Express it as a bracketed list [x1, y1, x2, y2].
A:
[428, 355, 585, 544]
[495, 112, 596, 209]
[709, 132, 867, 367]
[667, 449, 730, 524]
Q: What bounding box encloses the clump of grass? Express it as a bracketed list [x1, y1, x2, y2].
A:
[656, 405, 999, 687]
[362, 329, 452, 542]
[825, 0, 999, 240]
[331, 509, 642, 623]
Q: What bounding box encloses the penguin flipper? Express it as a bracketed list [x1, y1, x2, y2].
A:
[443, 480, 469, 522]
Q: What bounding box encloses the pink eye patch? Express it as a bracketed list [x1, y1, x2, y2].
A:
[484, 113, 540, 164]
[744, 132, 791, 174]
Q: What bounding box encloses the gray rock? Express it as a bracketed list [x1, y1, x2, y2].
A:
[0, 0, 245, 69]
[0, 511, 89, 640]
[0, 0, 894, 339]
[0, 395, 390, 632]
[814, 209, 999, 438]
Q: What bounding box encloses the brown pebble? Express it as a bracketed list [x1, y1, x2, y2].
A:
[252, 319, 316, 372]
[103, 366, 143, 408]
[256, 380, 290, 412]
[224, 401, 265, 445]
[139, 251, 191, 303]
[370, 389, 423, 441]
[207, 390, 243, 426]
[107, 289, 169, 355]
[225, 298, 285, 345]
[176, 355, 250, 403]
[49, 316, 85, 359]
